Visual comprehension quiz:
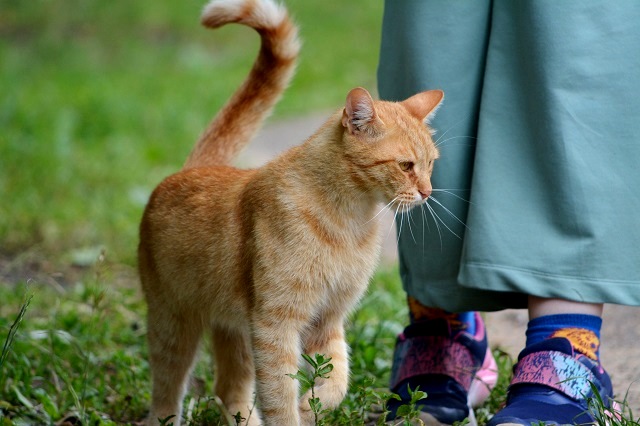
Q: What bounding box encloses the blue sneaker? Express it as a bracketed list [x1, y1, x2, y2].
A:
[488, 337, 617, 426]
[386, 313, 498, 426]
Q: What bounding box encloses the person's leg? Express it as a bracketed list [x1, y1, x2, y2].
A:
[378, 1, 504, 424]
[457, 1, 640, 305]
[528, 297, 603, 319]
[379, 0, 523, 313]
[528, 297, 604, 360]
[489, 298, 613, 426]
[454, 1, 640, 422]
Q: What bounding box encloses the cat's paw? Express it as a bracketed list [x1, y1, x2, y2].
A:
[298, 382, 346, 417]
[298, 405, 315, 426]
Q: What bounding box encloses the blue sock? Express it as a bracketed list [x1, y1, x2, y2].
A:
[526, 313, 602, 360]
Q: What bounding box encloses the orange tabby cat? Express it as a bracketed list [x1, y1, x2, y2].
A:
[138, 0, 444, 424]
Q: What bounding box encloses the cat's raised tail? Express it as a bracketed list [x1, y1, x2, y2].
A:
[183, 0, 300, 169]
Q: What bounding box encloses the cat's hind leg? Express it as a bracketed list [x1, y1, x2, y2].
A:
[211, 324, 260, 426]
[146, 308, 203, 426]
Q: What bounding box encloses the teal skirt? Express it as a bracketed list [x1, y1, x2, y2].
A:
[378, 0, 640, 311]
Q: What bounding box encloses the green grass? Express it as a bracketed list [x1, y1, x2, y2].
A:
[3, 266, 636, 425]
[0, 262, 149, 424]
[0, 264, 403, 425]
[0, 264, 472, 425]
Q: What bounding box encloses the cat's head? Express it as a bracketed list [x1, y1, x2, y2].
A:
[341, 87, 444, 209]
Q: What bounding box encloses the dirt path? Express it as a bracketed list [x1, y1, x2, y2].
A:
[248, 113, 640, 413]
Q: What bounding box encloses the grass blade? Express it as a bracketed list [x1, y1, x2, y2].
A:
[0, 292, 33, 375]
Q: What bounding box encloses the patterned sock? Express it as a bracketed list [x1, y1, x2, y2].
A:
[407, 296, 477, 335]
[525, 313, 602, 360]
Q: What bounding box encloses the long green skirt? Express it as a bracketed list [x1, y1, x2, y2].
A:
[378, 0, 640, 311]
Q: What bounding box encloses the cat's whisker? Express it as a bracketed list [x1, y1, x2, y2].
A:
[431, 189, 472, 204]
[419, 203, 431, 235]
[387, 216, 397, 241]
[364, 196, 398, 225]
[415, 204, 430, 251]
[388, 202, 402, 241]
[397, 203, 406, 244]
[424, 202, 444, 250]
[405, 205, 417, 244]
[411, 203, 423, 231]
[425, 198, 462, 240]
[434, 114, 472, 146]
[428, 195, 468, 230]
[435, 135, 477, 148]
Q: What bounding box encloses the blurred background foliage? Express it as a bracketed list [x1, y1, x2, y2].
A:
[0, 0, 383, 265]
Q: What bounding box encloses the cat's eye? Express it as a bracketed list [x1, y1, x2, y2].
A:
[399, 161, 414, 172]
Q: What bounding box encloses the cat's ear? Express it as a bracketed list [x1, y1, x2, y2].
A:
[401, 89, 444, 124]
[342, 87, 378, 135]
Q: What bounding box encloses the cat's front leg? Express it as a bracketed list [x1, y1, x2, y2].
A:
[300, 316, 349, 415]
[251, 310, 306, 426]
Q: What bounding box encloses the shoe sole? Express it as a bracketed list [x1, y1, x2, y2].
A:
[414, 409, 478, 426]
[490, 401, 624, 426]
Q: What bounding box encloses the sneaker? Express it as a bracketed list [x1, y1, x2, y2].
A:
[386, 312, 498, 426]
[488, 337, 616, 426]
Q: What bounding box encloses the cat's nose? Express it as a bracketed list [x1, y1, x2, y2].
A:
[419, 188, 431, 199]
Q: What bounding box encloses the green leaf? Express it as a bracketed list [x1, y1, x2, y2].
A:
[286, 372, 313, 389]
[12, 386, 35, 410]
[317, 363, 333, 378]
[302, 353, 317, 369]
[309, 397, 322, 413]
[34, 388, 59, 418]
[410, 390, 427, 403]
[158, 414, 176, 426]
[396, 405, 411, 417]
